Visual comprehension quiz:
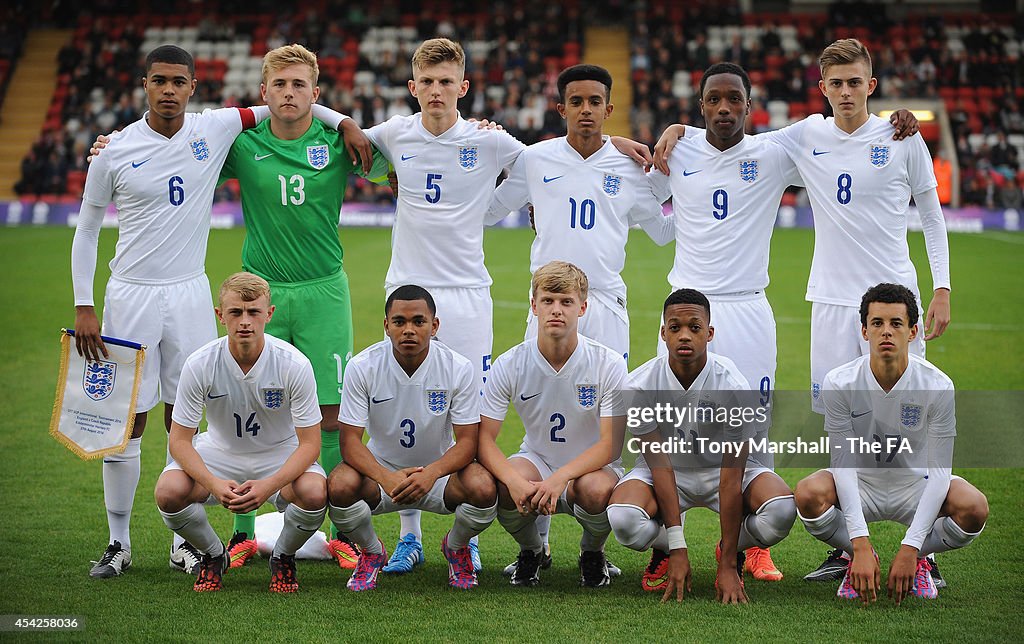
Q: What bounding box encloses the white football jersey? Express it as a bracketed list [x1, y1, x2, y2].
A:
[823, 354, 955, 480]
[628, 352, 755, 470]
[649, 133, 801, 294]
[365, 115, 525, 289]
[486, 137, 672, 300]
[82, 108, 259, 282]
[764, 115, 945, 306]
[481, 334, 627, 470]
[172, 334, 322, 454]
[339, 339, 479, 469]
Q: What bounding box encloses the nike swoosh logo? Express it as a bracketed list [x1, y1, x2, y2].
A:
[131, 159, 151, 168]
[401, 154, 417, 161]
[371, 396, 394, 404]
[682, 169, 702, 176]
[542, 175, 563, 183]
[520, 393, 541, 401]
[812, 149, 830, 156]
[642, 577, 665, 589]
[254, 153, 273, 161]
[851, 410, 871, 418]
[207, 393, 228, 399]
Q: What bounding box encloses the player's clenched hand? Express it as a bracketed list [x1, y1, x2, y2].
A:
[228, 479, 276, 514]
[850, 550, 880, 605]
[208, 478, 244, 508]
[924, 289, 950, 340]
[889, 109, 920, 140]
[610, 136, 653, 168]
[530, 476, 568, 515]
[391, 469, 439, 505]
[661, 550, 692, 603]
[653, 124, 686, 175]
[508, 479, 540, 516]
[74, 306, 108, 361]
[381, 467, 422, 499]
[88, 132, 114, 163]
[340, 118, 373, 174]
[715, 564, 748, 605]
[887, 546, 918, 606]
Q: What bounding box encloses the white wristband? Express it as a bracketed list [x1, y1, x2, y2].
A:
[666, 525, 686, 551]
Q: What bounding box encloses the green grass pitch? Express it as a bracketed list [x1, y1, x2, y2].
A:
[0, 225, 1021, 641]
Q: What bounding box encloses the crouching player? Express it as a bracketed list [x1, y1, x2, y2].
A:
[478, 261, 628, 588]
[155, 273, 327, 593]
[327, 286, 497, 591]
[795, 283, 987, 604]
[607, 289, 796, 603]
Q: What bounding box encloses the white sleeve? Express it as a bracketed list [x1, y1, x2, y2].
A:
[485, 152, 530, 225]
[628, 175, 674, 246]
[71, 201, 107, 306]
[311, 103, 349, 130]
[912, 188, 951, 292]
[338, 361, 371, 428]
[823, 375, 869, 540]
[495, 130, 527, 171]
[170, 359, 207, 429]
[289, 357, 323, 428]
[210, 106, 268, 136]
[646, 168, 672, 203]
[682, 126, 705, 139]
[599, 355, 628, 417]
[449, 360, 482, 425]
[480, 352, 514, 421]
[757, 117, 808, 158]
[902, 387, 956, 549]
[363, 121, 388, 151]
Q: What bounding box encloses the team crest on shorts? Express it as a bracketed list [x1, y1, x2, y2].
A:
[900, 403, 923, 429]
[262, 388, 284, 410]
[739, 159, 758, 183]
[307, 145, 329, 169]
[869, 144, 891, 168]
[458, 146, 478, 170]
[576, 384, 598, 409]
[602, 174, 622, 197]
[189, 137, 210, 162]
[812, 383, 821, 401]
[83, 359, 116, 401]
[427, 389, 449, 415]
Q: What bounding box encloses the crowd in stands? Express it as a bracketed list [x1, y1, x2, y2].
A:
[10, 0, 1024, 208]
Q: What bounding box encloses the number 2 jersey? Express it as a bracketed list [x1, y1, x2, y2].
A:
[338, 339, 479, 469]
[171, 334, 322, 454]
[221, 118, 391, 283]
[81, 108, 263, 284]
[481, 334, 627, 470]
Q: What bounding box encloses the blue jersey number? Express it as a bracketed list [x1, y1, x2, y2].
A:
[549, 413, 566, 442]
[568, 197, 596, 229]
[759, 376, 771, 407]
[233, 412, 260, 438]
[400, 418, 416, 448]
[712, 189, 728, 220]
[836, 173, 852, 204]
[425, 173, 442, 203]
[168, 176, 184, 206]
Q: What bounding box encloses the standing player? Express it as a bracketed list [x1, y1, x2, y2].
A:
[646, 63, 801, 582]
[327, 286, 498, 591]
[478, 261, 628, 588]
[218, 44, 390, 570]
[794, 283, 987, 604]
[486, 64, 673, 361]
[73, 45, 272, 578]
[155, 273, 327, 593]
[607, 289, 796, 604]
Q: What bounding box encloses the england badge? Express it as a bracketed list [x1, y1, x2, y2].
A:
[189, 137, 210, 162]
[307, 144, 329, 169]
[83, 359, 117, 401]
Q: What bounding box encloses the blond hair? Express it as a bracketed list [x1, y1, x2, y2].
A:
[219, 272, 271, 306]
[411, 38, 465, 74]
[531, 261, 589, 302]
[262, 43, 319, 85]
[819, 38, 872, 78]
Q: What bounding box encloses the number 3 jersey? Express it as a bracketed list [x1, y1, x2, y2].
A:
[648, 132, 801, 295]
[82, 108, 261, 282]
[221, 119, 391, 283]
[171, 334, 322, 454]
[338, 339, 479, 469]
[481, 335, 627, 470]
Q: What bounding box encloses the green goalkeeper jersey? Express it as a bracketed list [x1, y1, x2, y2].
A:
[221, 118, 390, 283]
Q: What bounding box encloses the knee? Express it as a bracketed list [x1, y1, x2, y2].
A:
[154, 478, 187, 513]
[573, 474, 616, 515]
[463, 464, 497, 507]
[296, 475, 328, 510]
[954, 488, 989, 533]
[327, 465, 361, 506]
[794, 474, 832, 518]
[496, 481, 515, 510]
[752, 495, 797, 546]
[607, 503, 652, 551]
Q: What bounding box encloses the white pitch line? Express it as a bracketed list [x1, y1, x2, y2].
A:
[983, 232, 1024, 245]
